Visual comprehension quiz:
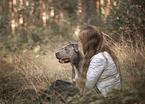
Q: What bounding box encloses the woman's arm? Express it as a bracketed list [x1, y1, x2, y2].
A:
[85, 54, 106, 90]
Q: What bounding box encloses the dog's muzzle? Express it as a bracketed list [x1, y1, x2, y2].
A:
[55, 52, 70, 63]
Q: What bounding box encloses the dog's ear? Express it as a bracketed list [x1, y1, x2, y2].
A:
[72, 44, 79, 52]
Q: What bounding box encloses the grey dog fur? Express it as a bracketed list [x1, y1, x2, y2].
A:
[55, 44, 83, 83]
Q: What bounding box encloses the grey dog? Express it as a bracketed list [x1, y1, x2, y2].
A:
[32, 44, 83, 103]
[55, 44, 83, 83]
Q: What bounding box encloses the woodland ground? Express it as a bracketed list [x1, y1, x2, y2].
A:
[0, 31, 145, 104]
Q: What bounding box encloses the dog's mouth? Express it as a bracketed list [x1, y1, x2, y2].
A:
[59, 58, 70, 63]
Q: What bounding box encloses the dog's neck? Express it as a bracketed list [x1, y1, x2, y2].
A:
[71, 51, 83, 70]
[71, 51, 83, 83]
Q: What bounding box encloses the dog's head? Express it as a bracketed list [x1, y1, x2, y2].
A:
[55, 44, 79, 63]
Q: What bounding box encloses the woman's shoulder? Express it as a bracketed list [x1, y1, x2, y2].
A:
[91, 51, 107, 61]
[90, 51, 112, 62]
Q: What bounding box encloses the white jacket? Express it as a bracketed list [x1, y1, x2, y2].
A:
[85, 51, 121, 97]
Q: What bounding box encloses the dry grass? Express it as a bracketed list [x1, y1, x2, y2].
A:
[105, 32, 145, 104]
[0, 32, 145, 104]
[0, 43, 72, 104]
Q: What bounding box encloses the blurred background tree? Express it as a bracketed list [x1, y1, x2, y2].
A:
[0, 0, 144, 53]
[105, 0, 145, 38]
[81, 0, 106, 26]
[0, 1, 145, 104]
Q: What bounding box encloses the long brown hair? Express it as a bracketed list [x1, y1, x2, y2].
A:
[79, 25, 120, 94]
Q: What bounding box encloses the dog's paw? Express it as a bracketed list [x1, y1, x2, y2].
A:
[73, 76, 79, 83]
[73, 78, 76, 83]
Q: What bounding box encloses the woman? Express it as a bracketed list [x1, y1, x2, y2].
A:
[37, 25, 121, 103]
[78, 25, 122, 97]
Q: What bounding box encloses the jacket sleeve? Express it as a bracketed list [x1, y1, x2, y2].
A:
[85, 54, 106, 90]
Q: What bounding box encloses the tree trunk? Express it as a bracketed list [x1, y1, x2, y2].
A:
[81, 0, 88, 23]
[33, 0, 41, 26]
[88, 0, 97, 24]
[81, 0, 97, 25]
[99, 0, 101, 14]
[1, 0, 9, 28]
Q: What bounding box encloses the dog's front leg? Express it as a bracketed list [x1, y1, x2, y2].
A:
[72, 67, 79, 84]
[72, 65, 76, 83]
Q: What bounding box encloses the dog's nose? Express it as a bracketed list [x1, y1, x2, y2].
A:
[55, 52, 58, 56]
[55, 52, 60, 58]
